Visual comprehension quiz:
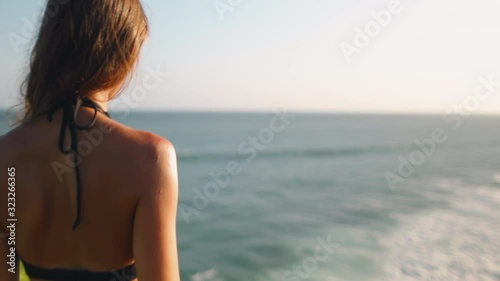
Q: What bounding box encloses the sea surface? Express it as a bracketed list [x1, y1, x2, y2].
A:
[1, 111, 500, 281]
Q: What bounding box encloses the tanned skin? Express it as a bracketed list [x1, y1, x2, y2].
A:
[0, 92, 181, 281]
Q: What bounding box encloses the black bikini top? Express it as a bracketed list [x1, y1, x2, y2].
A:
[22, 261, 137, 281]
[47, 96, 110, 230]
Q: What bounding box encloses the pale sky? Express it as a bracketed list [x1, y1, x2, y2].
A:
[1, 0, 500, 113]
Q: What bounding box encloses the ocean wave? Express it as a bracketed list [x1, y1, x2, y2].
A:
[491, 174, 500, 187]
[384, 183, 500, 281]
[191, 268, 223, 281]
[177, 144, 402, 162]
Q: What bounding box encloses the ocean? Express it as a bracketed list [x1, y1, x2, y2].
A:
[1, 111, 500, 281]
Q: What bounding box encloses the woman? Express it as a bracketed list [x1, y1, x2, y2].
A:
[0, 1, 180, 281]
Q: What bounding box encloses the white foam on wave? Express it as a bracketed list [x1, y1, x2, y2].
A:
[491, 174, 500, 185]
[191, 268, 224, 281]
[384, 181, 500, 281]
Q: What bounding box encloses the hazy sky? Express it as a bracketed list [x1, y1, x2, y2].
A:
[1, 0, 500, 113]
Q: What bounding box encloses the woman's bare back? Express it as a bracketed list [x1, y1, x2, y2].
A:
[0, 107, 179, 280]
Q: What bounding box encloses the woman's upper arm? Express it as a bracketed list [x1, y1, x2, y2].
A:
[133, 140, 180, 281]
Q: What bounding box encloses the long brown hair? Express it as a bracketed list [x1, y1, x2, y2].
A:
[21, 0, 149, 121]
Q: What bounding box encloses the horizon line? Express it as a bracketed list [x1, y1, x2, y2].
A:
[2, 107, 500, 116]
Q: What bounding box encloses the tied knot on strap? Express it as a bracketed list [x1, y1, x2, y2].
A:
[47, 96, 110, 230]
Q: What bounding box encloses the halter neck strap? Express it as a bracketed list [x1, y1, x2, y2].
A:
[48, 96, 111, 230]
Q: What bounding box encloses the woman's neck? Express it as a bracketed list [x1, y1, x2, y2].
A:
[87, 91, 112, 112]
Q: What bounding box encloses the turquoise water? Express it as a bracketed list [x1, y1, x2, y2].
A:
[2, 112, 500, 281]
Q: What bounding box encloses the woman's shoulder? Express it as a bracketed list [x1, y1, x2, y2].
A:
[106, 120, 177, 180]
[109, 120, 175, 161]
[0, 123, 28, 159]
[110, 123, 178, 199]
